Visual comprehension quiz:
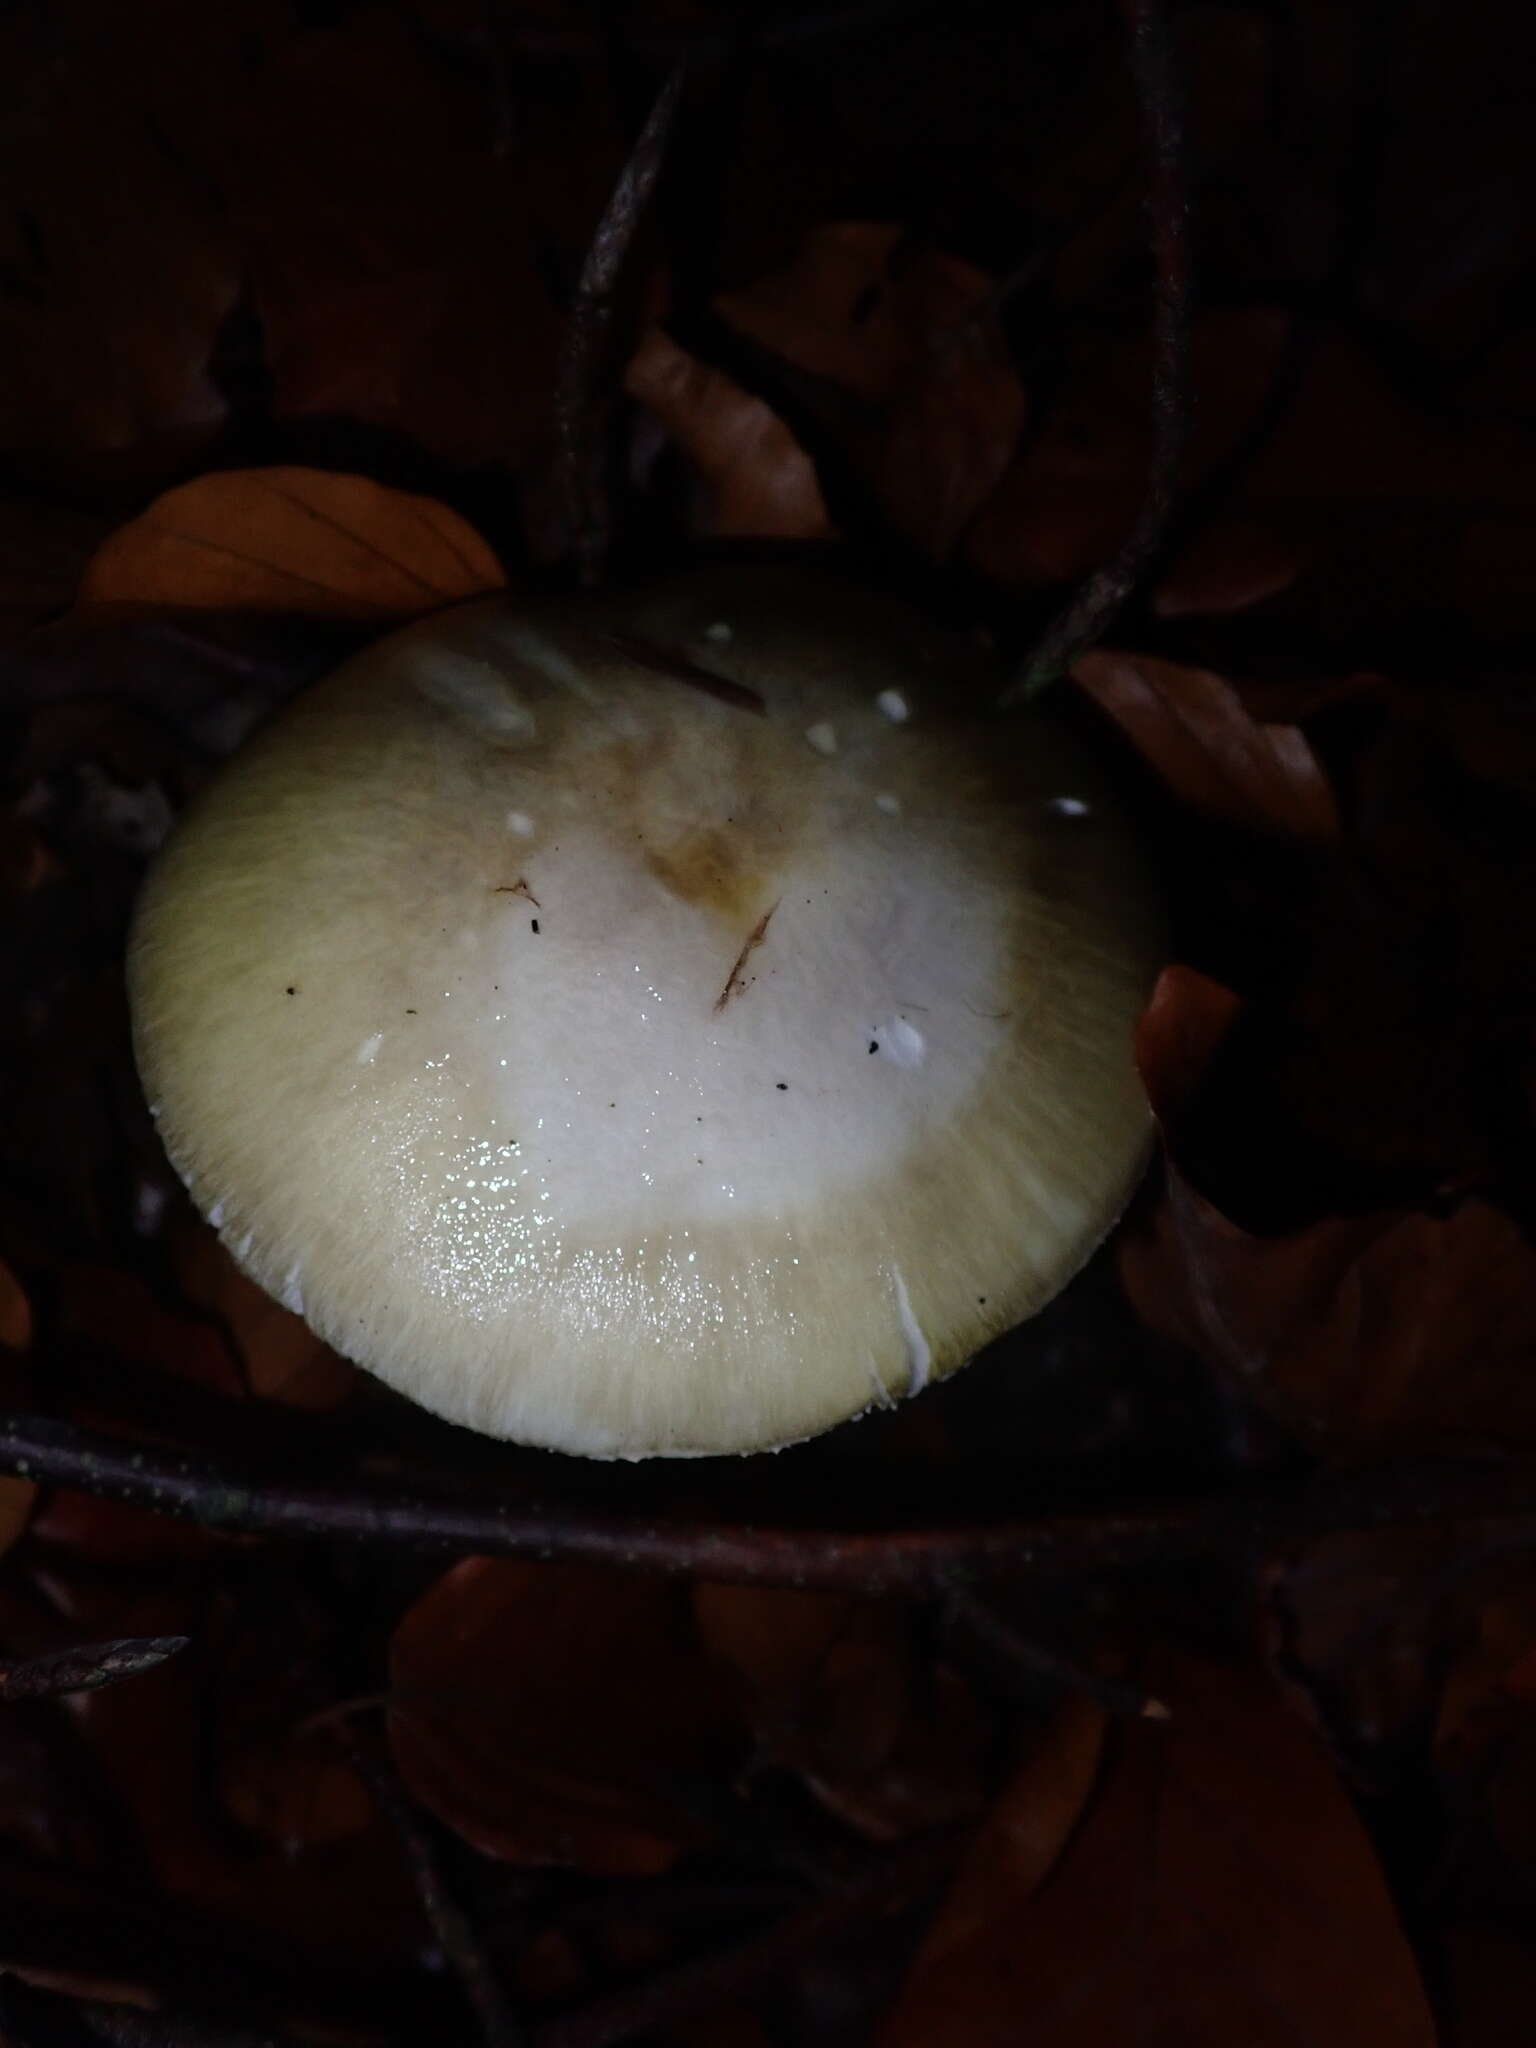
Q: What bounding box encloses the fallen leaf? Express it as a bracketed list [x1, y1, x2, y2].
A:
[695, 1583, 994, 1840]
[1073, 648, 1340, 841]
[716, 222, 1026, 557]
[0, 1256, 31, 1353]
[389, 1558, 745, 1875]
[625, 328, 836, 540]
[79, 468, 505, 621]
[881, 1651, 1435, 2048]
[1442, 1920, 1536, 2047]
[1121, 1168, 1536, 1450]
[172, 1211, 358, 1411]
[0, 14, 237, 489]
[1134, 966, 1244, 1135]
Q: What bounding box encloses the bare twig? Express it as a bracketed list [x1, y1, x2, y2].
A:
[346, 1742, 524, 2048]
[5, 1413, 1536, 1594]
[1003, 0, 1191, 704]
[0, 1635, 188, 1704]
[557, 65, 686, 585]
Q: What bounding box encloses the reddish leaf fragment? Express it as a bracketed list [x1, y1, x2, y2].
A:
[716, 222, 1026, 558]
[882, 1652, 1435, 2048]
[625, 328, 836, 541]
[696, 1584, 994, 1840]
[80, 468, 505, 622]
[0, 1255, 31, 1353]
[1121, 1168, 1536, 1450]
[1135, 966, 1243, 1135]
[390, 1558, 745, 1875]
[172, 1212, 358, 1411]
[1073, 648, 1340, 841]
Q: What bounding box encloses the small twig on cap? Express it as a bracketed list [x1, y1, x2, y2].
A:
[557, 65, 687, 586]
[1002, 0, 1191, 705]
[0, 1634, 188, 1704]
[347, 1740, 525, 2048]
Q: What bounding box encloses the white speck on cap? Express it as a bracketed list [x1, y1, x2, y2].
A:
[874, 1017, 927, 1069]
[875, 791, 902, 815]
[876, 689, 910, 723]
[506, 811, 536, 836]
[890, 1265, 930, 1396]
[357, 1032, 384, 1064]
[1048, 796, 1090, 817]
[704, 621, 733, 643]
[805, 722, 838, 755]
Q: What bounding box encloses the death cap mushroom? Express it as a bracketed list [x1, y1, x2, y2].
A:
[129, 567, 1162, 1458]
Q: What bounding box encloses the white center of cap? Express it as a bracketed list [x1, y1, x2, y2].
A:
[398, 817, 1004, 1241]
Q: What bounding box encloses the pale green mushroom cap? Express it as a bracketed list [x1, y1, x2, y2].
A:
[128, 568, 1162, 1458]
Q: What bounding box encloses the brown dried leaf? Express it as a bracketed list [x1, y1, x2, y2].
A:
[0, 1480, 38, 1564]
[716, 222, 1026, 557]
[882, 1652, 1435, 2048]
[626, 328, 836, 541]
[390, 1558, 745, 1875]
[0, 1255, 31, 1352]
[172, 1211, 358, 1410]
[1135, 965, 1243, 1135]
[0, 24, 237, 490]
[695, 1584, 994, 1840]
[1121, 1168, 1536, 1451]
[79, 468, 505, 621]
[1073, 648, 1340, 841]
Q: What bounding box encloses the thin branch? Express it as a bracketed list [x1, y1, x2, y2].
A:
[0, 1635, 188, 1704]
[1003, 0, 1191, 704]
[347, 1742, 525, 2048]
[6, 1414, 1536, 1594]
[557, 65, 686, 585]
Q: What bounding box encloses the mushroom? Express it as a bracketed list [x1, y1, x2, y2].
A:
[128, 566, 1162, 1458]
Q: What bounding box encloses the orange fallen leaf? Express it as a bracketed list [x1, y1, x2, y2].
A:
[625, 328, 836, 541]
[172, 1212, 357, 1411]
[716, 222, 1026, 558]
[695, 1583, 994, 1840]
[1135, 965, 1244, 1135]
[1121, 1168, 1536, 1450]
[79, 467, 505, 621]
[881, 1651, 1435, 2048]
[0, 1254, 31, 1352]
[390, 1558, 745, 1875]
[1074, 648, 1340, 841]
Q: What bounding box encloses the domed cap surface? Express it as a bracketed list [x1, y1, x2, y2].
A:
[129, 568, 1162, 1456]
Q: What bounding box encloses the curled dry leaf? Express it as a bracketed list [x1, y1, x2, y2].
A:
[0, 1255, 31, 1353]
[881, 1651, 1436, 2048]
[1121, 1166, 1536, 1451]
[1073, 648, 1340, 841]
[625, 328, 836, 540]
[171, 1211, 358, 1411]
[0, 1261, 36, 1559]
[715, 222, 1026, 558]
[389, 1558, 745, 1876]
[695, 1583, 995, 1841]
[79, 467, 505, 622]
[1134, 965, 1244, 1136]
